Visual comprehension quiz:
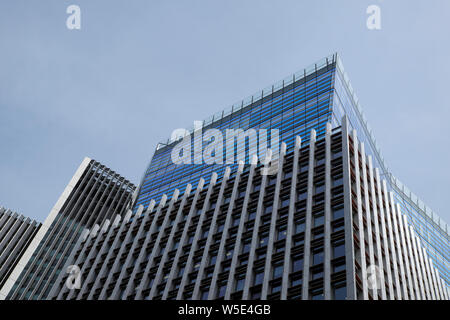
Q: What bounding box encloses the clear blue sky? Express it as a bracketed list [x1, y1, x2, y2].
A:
[1, 0, 449, 223]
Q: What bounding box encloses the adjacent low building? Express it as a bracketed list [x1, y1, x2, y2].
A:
[0, 207, 41, 290]
[0, 158, 136, 300]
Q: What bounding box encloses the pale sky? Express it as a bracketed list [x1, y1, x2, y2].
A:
[0, 0, 449, 223]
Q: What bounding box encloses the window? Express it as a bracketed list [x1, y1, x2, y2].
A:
[264, 205, 273, 214]
[251, 290, 261, 299]
[300, 163, 308, 173]
[235, 277, 245, 291]
[193, 259, 201, 271]
[284, 171, 293, 179]
[311, 290, 324, 300]
[271, 283, 281, 293]
[268, 177, 277, 186]
[313, 229, 324, 240]
[248, 210, 257, 221]
[333, 241, 345, 258]
[232, 216, 240, 227]
[297, 191, 307, 201]
[316, 156, 325, 166]
[239, 256, 248, 266]
[225, 246, 234, 259]
[295, 219, 305, 234]
[312, 249, 324, 265]
[280, 197, 290, 208]
[222, 263, 231, 272]
[313, 213, 324, 227]
[333, 222, 345, 233]
[333, 284, 346, 300]
[242, 239, 251, 253]
[291, 275, 302, 287]
[332, 150, 342, 159]
[311, 269, 323, 280]
[177, 266, 185, 277]
[292, 255, 303, 272]
[277, 226, 287, 241]
[272, 263, 283, 279]
[254, 268, 264, 285]
[209, 254, 217, 266]
[259, 233, 269, 247]
[332, 205, 344, 220]
[315, 183, 325, 194]
[256, 251, 266, 260]
[200, 290, 209, 300]
[293, 237, 305, 247]
[223, 196, 231, 205]
[332, 175, 343, 187]
[333, 261, 346, 273]
[217, 283, 226, 298]
[217, 222, 225, 233]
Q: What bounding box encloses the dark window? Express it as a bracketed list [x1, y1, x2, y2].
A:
[297, 192, 307, 201]
[313, 213, 324, 227]
[332, 175, 343, 187]
[271, 283, 281, 293]
[333, 261, 346, 273]
[292, 255, 303, 272]
[315, 183, 325, 194]
[312, 250, 324, 265]
[273, 263, 283, 279]
[254, 269, 264, 285]
[280, 197, 290, 208]
[217, 284, 226, 298]
[242, 239, 251, 253]
[295, 219, 305, 234]
[333, 285, 346, 300]
[332, 205, 344, 220]
[259, 233, 269, 247]
[277, 226, 287, 240]
[235, 278, 245, 291]
[200, 290, 209, 300]
[333, 241, 345, 258]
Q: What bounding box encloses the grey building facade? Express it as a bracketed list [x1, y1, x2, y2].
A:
[0, 207, 41, 290]
[49, 122, 448, 300]
[0, 157, 136, 300]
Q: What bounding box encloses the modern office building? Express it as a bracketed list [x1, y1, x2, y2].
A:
[0, 158, 136, 300]
[133, 53, 448, 289]
[47, 54, 448, 300]
[0, 207, 41, 290]
[49, 122, 447, 300]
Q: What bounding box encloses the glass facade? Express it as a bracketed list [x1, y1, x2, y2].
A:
[135, 54, 337, 210]
[133, 53, 449, 289]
